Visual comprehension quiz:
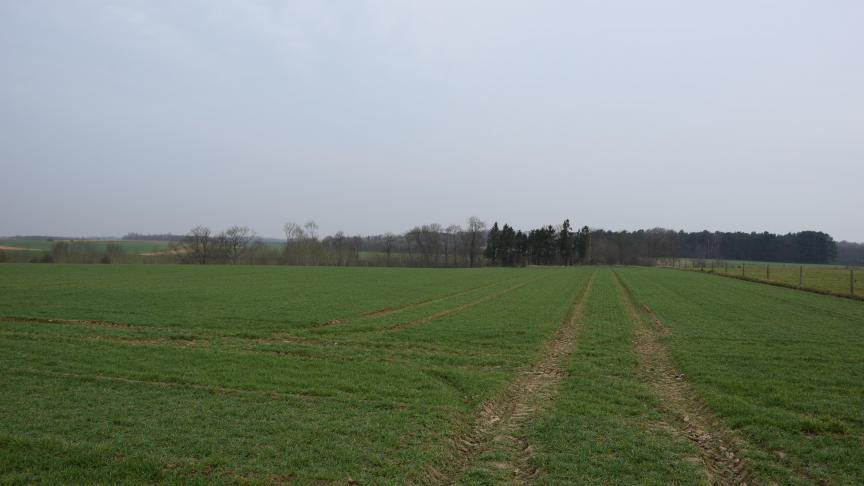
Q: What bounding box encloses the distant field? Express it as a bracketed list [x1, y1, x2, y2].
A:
[0, 239, 54, 251]
[0, 239, 172, 255]
[1, 265, 862, 484]
[663, 259, 864, 298]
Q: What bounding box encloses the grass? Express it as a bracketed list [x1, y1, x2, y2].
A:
[0, 264, 585, 483]
[616, 267, 864, 484]
[0, 239, 48, 251]
[665, 259, 864, 298]
[524, 269, 706, 485]
[1, 264, 862, 483]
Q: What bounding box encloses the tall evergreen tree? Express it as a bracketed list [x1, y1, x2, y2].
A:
[559, 219, 573, 265]
[484, 222, 500, 264]
[500, 224, 516, 266]
[543, 225, 557, 264]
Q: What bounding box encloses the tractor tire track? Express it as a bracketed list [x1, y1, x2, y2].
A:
[0, 315, 138, 328]
[613, 270, 751, 486]
[11, 367, 417, 411]
[420, 271, 596, 485]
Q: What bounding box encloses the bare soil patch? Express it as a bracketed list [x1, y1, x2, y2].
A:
[140, 248, 187, 256]
[614, 272, 751, 486]
[420, 272, 596, 485]
[0, 245, 39, 251]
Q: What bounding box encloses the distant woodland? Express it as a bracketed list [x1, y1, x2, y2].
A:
[3, 218, 860, 267]
[170, 221, 853, 267]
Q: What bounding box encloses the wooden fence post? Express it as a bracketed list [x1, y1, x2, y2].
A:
[798, 265, 803, 288]
[766, 264, 770, 281]
[851, 268, 855, 296]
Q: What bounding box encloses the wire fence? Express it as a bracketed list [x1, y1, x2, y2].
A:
[656, 258, 863, 299]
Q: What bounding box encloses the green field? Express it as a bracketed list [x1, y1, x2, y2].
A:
[661, 259, 864, 299]
[0, 239, 172, 254]
[1, 265, 862, 484]
[0, 239, 54, 251]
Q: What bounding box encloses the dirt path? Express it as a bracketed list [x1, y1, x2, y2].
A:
[420, 271, 595, 485]
[612, 271, 751, 486]
[140, 248, 186, 256]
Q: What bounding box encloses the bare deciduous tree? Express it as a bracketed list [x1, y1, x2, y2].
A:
[221, 225, 255, 264]
[383, 232, 397, 264]
[304, 221, 319, 240]
[444, 224, 461, 266]
[412, 224, 441, 266]
[283, 222, 305, 245]
[465, 216, 486, 267]
[181, 226, 212, 264]
[405, 227, 420, 264]
[332, 231, 346, 266]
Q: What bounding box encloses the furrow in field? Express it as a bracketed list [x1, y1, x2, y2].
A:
[357, 282, 496, 320]
[318, 282, 497, 327]
[10, 367, 321, 402]
[0, 328, 201, 348]
[3, 281, 497, 334]
[382, 276, 548, 333]
[0, 315, 137, 328]
[0, 326, 498, 370]
[420, 271, 595, 485]
[613, 270, 751, 486]
[9, 367, 426, 412]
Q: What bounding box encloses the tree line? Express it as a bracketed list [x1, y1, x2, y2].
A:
[588, 229, 839, 265]
[122, 232, 183, 241]
[169, 217, 490, 267]
[836, 241, 864, 266]
[2, 222, 854, 267]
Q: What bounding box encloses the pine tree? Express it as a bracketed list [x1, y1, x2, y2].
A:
[484, 222, 500, 264]
[559, 219, 572, 265]
[500, 224, 516, 266]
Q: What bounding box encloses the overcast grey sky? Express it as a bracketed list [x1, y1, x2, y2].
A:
[1, 1, 862, 241]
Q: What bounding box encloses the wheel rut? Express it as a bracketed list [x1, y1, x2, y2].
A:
[0, 315, 137, 328]
[420, 271, 596, 485]
[613, 270, 751, 486]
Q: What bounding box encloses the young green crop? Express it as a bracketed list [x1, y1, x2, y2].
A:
[617, 267, 864, 484]
[0, 264, 586, 483]
[522, 269, 707, 485]
[2, 264, 862, 484]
